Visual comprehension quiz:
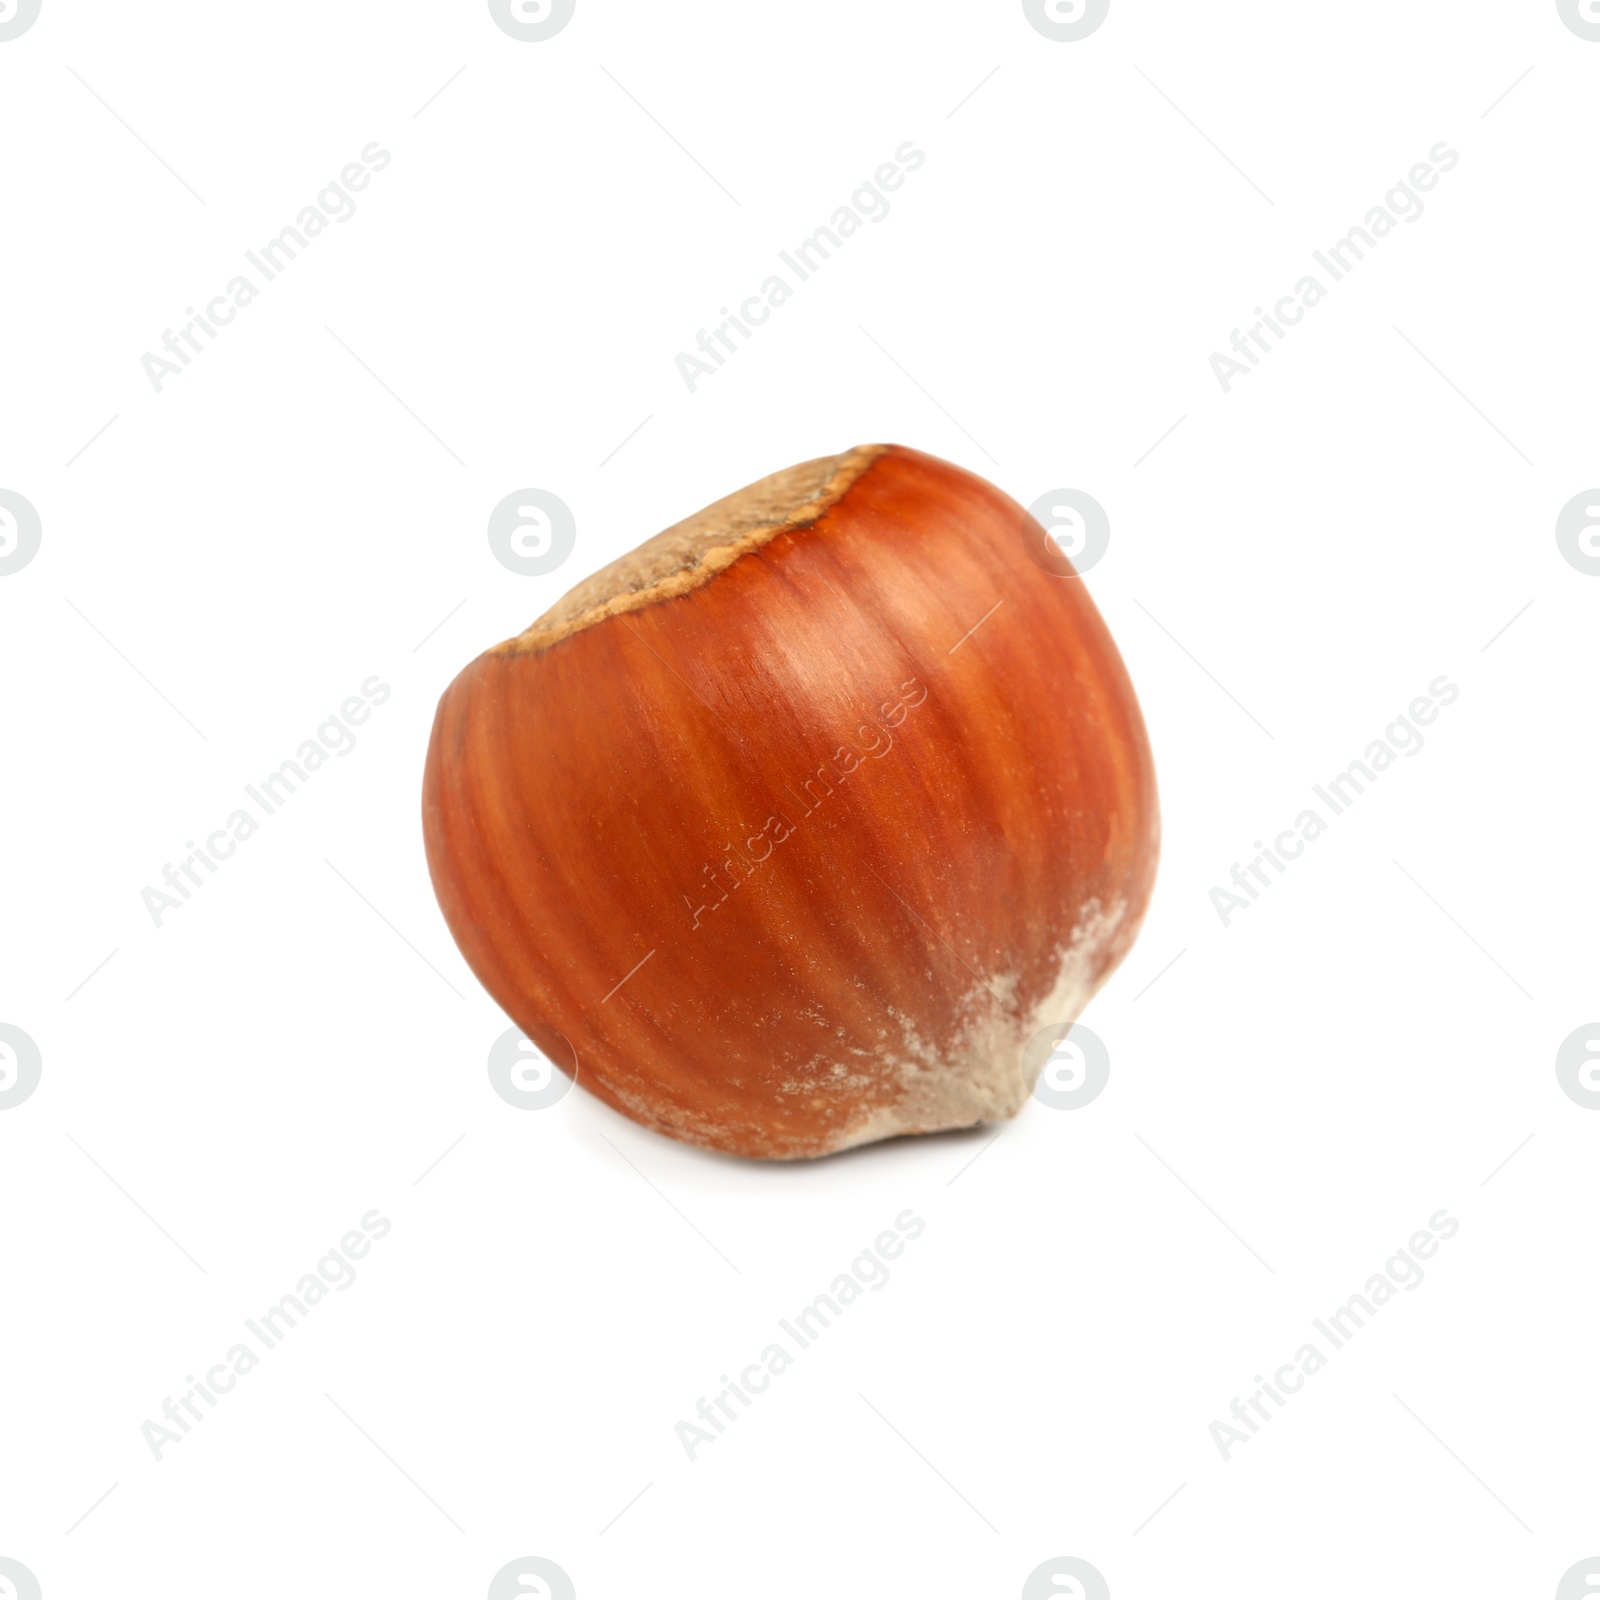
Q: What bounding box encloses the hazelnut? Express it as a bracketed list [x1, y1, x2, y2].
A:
[424, 445, 1158, 1158]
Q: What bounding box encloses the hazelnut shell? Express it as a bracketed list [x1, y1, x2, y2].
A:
[423, 444, 1158, 1158]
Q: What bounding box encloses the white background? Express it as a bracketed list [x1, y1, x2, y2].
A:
[2, 2, 1597, 1597]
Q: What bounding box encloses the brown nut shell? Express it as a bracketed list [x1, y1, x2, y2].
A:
[423, 444, 1158, 1158]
